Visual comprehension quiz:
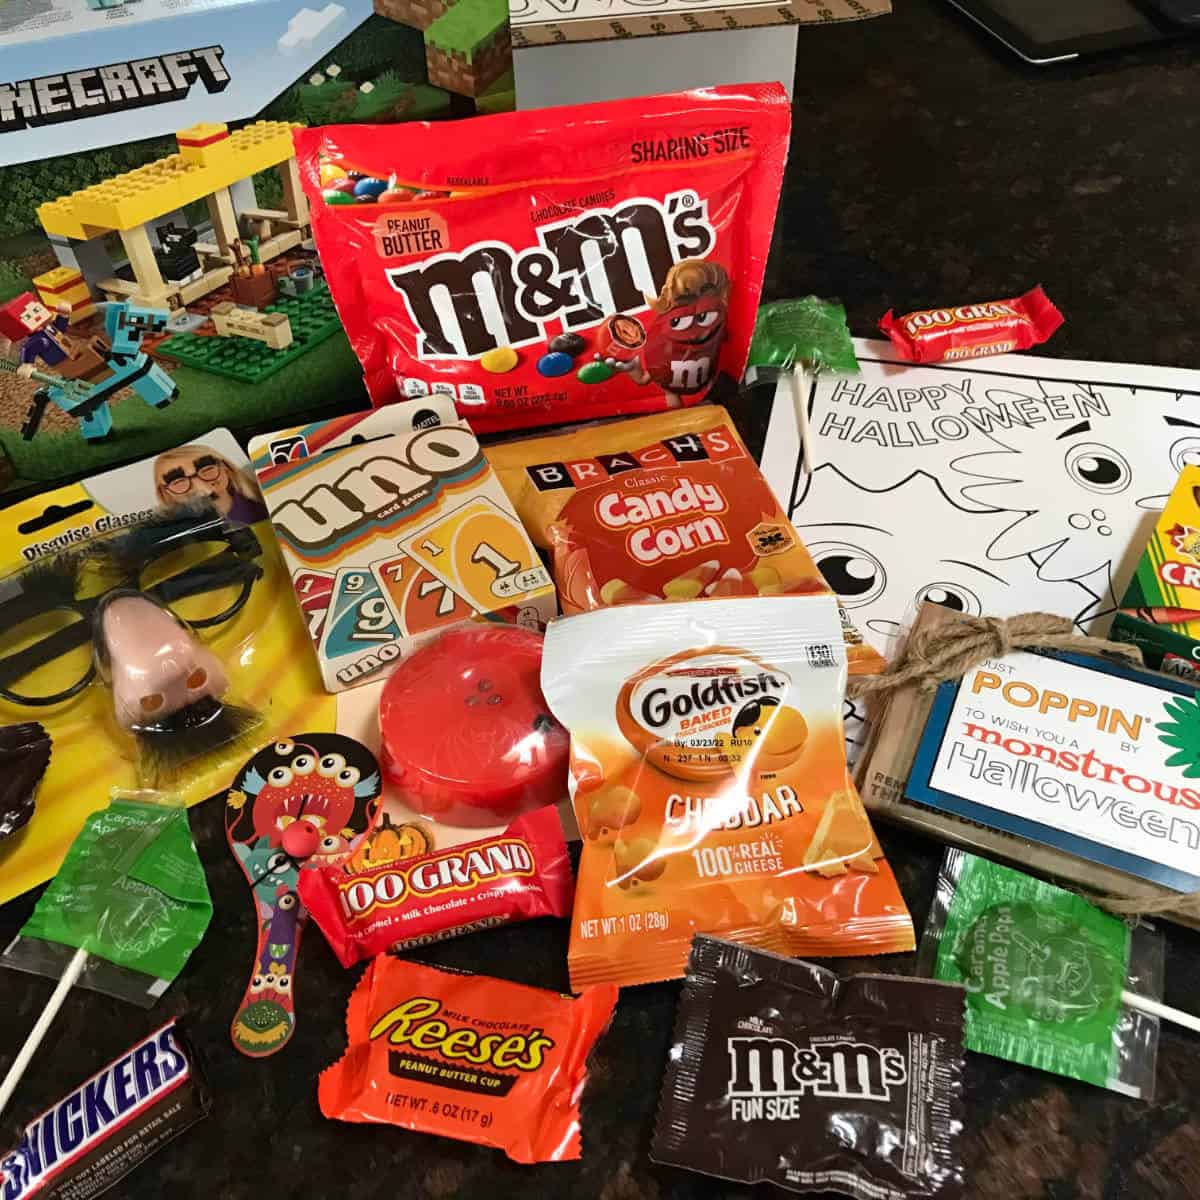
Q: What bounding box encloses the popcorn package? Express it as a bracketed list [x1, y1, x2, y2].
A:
[541, 595, 914, 991]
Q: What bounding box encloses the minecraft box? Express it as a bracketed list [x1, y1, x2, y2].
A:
[0, 0, 514, 494]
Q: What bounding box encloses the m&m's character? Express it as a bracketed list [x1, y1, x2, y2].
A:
[606, 259, 730, 407]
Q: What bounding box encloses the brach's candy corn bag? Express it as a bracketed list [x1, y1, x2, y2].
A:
[541, 595, 913, 990]
[319, 955, 617, 1163]
[487, 407, 886, 674]
[295, 85, 791, 433]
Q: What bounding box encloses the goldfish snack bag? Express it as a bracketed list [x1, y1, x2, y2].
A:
[295, 85, 790, 433]
[487, 407, 885, 674]
[541, 595, 913, 990]
[319, 955, 617, 1163]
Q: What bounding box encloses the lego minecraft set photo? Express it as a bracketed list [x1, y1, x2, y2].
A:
[0, 0, 515, 493]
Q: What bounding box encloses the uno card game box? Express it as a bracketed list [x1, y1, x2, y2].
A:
[249, 400, 555, 691]
[1111, 464, 1200, 680]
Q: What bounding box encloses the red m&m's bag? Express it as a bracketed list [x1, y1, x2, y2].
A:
[295, 85, 791, 433]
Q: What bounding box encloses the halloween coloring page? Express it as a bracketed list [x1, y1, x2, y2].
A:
[761, 340, 1200, 759]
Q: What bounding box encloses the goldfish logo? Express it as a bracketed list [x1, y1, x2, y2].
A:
[616, 647, 808, 781]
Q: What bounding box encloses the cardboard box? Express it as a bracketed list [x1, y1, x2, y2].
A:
[510, 0, 889, 108]
[249, 399, 556, 691]
[0, 0, 513, 495]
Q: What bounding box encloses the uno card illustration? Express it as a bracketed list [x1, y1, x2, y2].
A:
[293, 569, 335, 647]
[320, 566, 403, 663]
[402, 497, 551, 611]
[369, 549, 476, 637]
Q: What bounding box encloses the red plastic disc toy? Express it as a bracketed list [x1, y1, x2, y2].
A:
[378, 625, 569, 827]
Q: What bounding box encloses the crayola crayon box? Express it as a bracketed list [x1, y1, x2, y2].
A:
[1111, 465, 1200, 682]
[249, 399, 556, 692]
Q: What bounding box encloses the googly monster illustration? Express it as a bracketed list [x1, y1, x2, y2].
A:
[226, 733, 382, 1059]
[956, 392, 1200, 585]
[794, 468, 1092, 654]
[793, 469, 1092, 762]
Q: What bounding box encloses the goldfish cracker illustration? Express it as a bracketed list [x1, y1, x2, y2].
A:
[542, 595, 913, 990]
[487, 407, 886, 675]
[803, 788, 883, 877]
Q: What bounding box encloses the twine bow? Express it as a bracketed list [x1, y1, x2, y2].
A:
[846, 612, 1142, 701]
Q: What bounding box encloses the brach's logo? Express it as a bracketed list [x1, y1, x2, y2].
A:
[901, 302, 1018, 337]
[338, 837, 535, 919]
[369, 997, 554, 1072]
[727, 1036, 907, 1119]
[386, 190, 716, 359]
[616, 648, 799, 781]
[270, 426, 482, 552]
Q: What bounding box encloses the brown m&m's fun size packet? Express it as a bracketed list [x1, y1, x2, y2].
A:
[653, 936, 966, 1200]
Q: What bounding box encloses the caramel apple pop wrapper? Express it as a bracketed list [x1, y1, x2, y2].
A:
[918, 849, 1175, 1099]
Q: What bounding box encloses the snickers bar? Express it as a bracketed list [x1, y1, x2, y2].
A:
[0, 1020, 209, 1200]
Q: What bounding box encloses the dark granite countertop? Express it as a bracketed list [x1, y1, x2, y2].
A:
[4, 2, 1200, 1196]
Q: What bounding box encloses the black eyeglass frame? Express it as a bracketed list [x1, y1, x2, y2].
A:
[0, 514, 264, 709]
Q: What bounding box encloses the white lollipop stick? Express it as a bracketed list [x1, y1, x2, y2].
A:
[1122, 988, 1200, 1035]
[0, 946, 88, 1116]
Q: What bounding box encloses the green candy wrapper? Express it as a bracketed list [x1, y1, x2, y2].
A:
[746, 297, 859, 376]
[918, 850, 1163, 1100]
[3, 792, 212, 1007]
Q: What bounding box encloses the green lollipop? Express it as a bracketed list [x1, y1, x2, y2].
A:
[747, 297, 859, 375]
[958, 901, 1125, 1030]
[924, 853, 1165, 1092]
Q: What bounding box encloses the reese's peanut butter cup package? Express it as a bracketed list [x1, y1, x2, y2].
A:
[486, 407, 885, 673]
[541, 595, 913, 990]
[319, 956, 617, 1164]
[295, 85, 790, 433]
[652, 936, 966, 1200]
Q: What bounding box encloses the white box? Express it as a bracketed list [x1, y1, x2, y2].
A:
[510, 0, 888, 109]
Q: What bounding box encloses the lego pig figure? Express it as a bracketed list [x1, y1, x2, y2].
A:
[602, 259, 730, 407]
[95, 593, 229, 733]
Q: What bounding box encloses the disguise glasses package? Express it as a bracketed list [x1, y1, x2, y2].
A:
[1, 506, 263, 786]
[0, 429, 340, 906]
